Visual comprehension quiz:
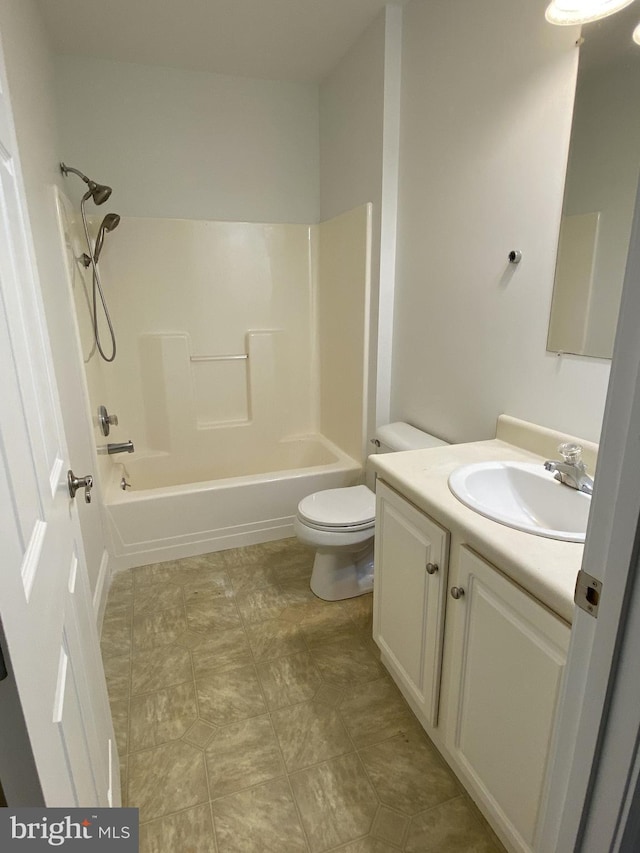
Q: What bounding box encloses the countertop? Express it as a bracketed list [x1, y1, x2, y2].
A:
[369, 436, 586, 624]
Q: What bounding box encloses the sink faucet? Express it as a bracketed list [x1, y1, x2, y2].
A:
[544, 443, 593, 495]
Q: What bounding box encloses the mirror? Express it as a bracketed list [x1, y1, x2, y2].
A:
[547, 4, 640, 359]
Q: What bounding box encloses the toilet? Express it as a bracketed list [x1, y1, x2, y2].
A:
[295, 422, 449, 601]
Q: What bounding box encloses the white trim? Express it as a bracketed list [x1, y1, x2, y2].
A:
[92, 548, 110, 634]
[376, 4, 402, 428]
[539, 178, 640, 850]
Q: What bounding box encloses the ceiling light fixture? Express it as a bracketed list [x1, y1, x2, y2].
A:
[545, 0, 635, 25]
[634, 21, 640, 43]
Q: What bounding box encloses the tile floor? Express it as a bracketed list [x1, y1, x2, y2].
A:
[101, 538, 506, 853]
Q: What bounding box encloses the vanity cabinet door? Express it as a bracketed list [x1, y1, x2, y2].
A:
[444, 546, 570, 852]
[373, 481, 449, 728]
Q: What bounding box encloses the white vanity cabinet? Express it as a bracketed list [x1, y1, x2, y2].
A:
[373, 481, 449, 727]
[373, 481, 571, 853]
[443, 547, 570, 852]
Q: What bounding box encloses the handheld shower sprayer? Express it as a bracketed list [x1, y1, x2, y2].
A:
[94, 213, 121, 263]
[60, 162, 118, 362]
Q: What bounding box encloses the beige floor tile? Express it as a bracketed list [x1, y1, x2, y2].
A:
[131, 644, 193, 695]
[183, 719, 217, 749]
[359, 733, 459, 816]
[256, 652, 323, 710]
[333, 840, 399, 853]
[212, 777, 307, 853]
[132, 606, 188, 651]
[106, 572, 134, 611]
[133, 562, 178, 587]
[278, 598, 334, 624]
[371, 805, 409, 847]
[227, 562, 277, 594]
[264, 542, 314, 583]
[299, 604, 363, 649]
[120, 757, 128, 806]
[175, 631, 206, 650]
[140, 803, 217, 853]
[110, 696, 130, 756]
[103, 653, 131, 703]
[310, 637, 384, 687]
[168, 561, 234, 589]
[191, 627, 253, 678]
[276, 576, 317, 606]
[244, 618, 307, 662]
[290, 752, 378, 853]
[341, 593, 374, 633]
[313, 683, 345, 708]
[182, 571, 234, 602]
[133, 583, 184, 615]
[130, 682, 198, 751]
[101, 613, 132, 659]
[185, 597, 242, 634]
[196, 665, 267, 726]
[339, 677, 423, 748]
[235, 586, 297, 624]
[271, 700, 353, 772]
[205, 715, 285, 798]
[405, 796, 500, 853]
[110, 569, 134, 591]
[128, 741, 208, 822]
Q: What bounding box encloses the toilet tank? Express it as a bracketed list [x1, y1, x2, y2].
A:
[373, 422, 449, 454]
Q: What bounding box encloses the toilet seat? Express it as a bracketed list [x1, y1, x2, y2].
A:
[297, 485, 375, 531]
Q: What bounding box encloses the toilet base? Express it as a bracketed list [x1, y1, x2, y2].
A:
[310, 542, 374, 601]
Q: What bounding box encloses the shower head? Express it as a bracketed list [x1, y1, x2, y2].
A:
[60, 162, 112, 205]
[94, 213, 121, 262]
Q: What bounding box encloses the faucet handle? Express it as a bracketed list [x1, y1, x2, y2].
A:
[558, 442, 583, 464]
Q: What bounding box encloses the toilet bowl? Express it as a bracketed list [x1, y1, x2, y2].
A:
[295, 423, 449, 601]
[295, 485, 376, 601]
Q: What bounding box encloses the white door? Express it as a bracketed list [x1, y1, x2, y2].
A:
[0, 38, 116, 807]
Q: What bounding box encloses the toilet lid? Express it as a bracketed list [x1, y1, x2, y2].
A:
[298, 485, 376, 529]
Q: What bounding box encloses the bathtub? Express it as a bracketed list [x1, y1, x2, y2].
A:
[104, 435, 362, 570]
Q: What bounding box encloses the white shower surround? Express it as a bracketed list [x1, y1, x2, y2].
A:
[105, 434, 360, 570]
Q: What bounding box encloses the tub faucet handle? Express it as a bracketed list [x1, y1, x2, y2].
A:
[98, 404, 119, 437]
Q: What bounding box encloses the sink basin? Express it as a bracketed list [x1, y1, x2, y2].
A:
[448, 461, 591, 542]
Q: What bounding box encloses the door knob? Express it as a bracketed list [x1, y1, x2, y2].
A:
[67, 470, 94, 503]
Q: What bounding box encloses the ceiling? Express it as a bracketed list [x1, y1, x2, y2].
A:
[36, 0, 405, 83]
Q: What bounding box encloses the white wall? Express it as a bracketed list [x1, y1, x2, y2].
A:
[319, 8, 390, 442]
[0, 0, 108, 595]
[318, 205, 372, 462]
[391, 0, 611, 445]
[55, 56, 319, 224]
[94, 217, 316, 456]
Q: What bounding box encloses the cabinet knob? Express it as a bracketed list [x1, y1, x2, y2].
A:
[450, 586, 465, 599]
[426, 562, 439, 575]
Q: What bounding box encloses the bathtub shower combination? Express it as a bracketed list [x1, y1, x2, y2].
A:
[56, 206, 374, 570]
[106, 434, 361, 570]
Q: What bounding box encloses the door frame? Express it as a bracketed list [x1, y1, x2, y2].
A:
[539, 181, 640, 850]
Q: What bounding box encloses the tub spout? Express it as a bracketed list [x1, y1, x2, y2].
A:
[107, 440, 135, 455]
